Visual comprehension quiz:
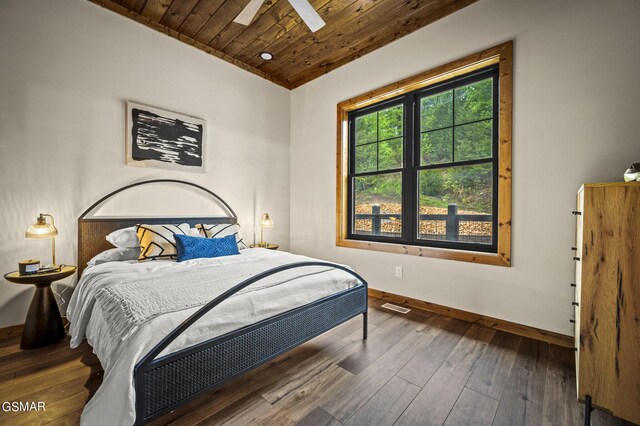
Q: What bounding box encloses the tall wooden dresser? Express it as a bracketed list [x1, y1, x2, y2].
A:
[573, 182, 640, 424]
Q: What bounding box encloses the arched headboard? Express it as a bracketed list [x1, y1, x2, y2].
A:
[77, 179, 238, 276]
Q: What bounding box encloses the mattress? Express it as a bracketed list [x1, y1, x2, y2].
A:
[67, 248, 359, 426]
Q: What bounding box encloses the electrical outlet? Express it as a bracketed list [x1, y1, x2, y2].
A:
[395, 266, 403, 278]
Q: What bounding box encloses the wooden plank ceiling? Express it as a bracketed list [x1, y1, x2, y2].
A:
[89, 0, 478, 89]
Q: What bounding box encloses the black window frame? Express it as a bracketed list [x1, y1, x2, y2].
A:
[346, 65, 500, 253]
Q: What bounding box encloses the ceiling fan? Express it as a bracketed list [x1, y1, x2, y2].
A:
[234, 0, 326, 33]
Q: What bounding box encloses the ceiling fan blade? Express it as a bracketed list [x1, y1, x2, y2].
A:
[234, 0, 265, 26]
[288, 0, 326, 32]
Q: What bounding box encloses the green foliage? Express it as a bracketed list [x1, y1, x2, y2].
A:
[421, 128, 452, 165]
[419, 164, 493, 213]
[353, 77, 495, 214]
[418, 195, 449, 209]
[417, 78, 495, 213]
[355, 113, 377, 145]
[355, 173, 402, 204]
[455, 120, 492, 161]
[355, 143, 376, 173]
[354, 104, 404, 173]
[455, 78, 492, 124]
[421, 90, 453, 131]
[378, 105, 403, 139]
[378, 138, 402, 170]
[420, 78, 493, 166]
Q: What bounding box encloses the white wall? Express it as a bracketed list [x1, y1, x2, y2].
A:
[0, 0, 291, 328]
[290, 0, 640, 335]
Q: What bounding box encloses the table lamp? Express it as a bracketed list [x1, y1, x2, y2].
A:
[25, 213, 58, 266]
[259, 213, 274, 247]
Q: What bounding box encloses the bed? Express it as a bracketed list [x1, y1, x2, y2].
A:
[69, 179, 368, 425]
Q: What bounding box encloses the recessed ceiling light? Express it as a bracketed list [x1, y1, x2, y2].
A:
[260, 52, 274, 61]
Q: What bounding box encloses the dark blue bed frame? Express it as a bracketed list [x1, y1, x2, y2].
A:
[77, 179, 368, 425]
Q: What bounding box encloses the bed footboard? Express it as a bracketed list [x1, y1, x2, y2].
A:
[134, 262, 368, 425]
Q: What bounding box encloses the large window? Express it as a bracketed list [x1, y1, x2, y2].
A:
[337, 42, 512, 266]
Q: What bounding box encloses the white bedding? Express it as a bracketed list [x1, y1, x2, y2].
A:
[67, 248, 359, 426]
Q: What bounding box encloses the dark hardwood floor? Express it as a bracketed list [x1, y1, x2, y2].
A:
[0, 297, 632, 425]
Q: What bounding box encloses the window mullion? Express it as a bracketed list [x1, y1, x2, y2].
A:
[492, 73, 500, 248]
[403, 94, 415, 244]
[376, 111, 379, 171]
[347, 117, 356, 238]
[452, 88, 456, 163]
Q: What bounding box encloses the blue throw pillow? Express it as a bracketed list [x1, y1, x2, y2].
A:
[174, 234, 240, 262]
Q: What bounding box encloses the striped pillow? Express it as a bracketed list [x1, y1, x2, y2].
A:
[195, 223, 247, 250]
[136, 223, 190, 261]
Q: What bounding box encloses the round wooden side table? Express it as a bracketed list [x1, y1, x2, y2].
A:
[4, 265, 76, 349]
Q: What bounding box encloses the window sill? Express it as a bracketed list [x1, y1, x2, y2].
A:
[336, 237, 511, 267]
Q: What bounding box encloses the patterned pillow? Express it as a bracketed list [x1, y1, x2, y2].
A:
[136, 223, 190, 261]
[196, 223, 247, 250]
[174, 234, 239, 262]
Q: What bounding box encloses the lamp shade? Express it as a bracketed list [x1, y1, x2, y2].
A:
[25, 214, 58, 239]
[260, 213, 274, 228]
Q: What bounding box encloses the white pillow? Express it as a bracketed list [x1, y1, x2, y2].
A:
[189, 227, 201, 237]
[87, 247, 141, 267]
[106, 227, 139, 249]
[196, 223, 247, 250]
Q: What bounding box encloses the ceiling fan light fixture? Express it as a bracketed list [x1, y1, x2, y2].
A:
[233, 0, 264, 25]
[288, 0, 325, 32]
[235, 0, 326, 33]
[260, 52, 274, 61]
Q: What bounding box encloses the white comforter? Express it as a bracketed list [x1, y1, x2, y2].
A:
[67, 249, 359, 426]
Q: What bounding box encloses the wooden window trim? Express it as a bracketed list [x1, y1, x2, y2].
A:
[336, 41, 513, 266]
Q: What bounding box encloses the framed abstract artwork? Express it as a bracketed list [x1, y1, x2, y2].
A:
[125, 101, 206, 173]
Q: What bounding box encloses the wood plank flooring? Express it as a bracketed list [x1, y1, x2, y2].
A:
[0, 297, 633, 425]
